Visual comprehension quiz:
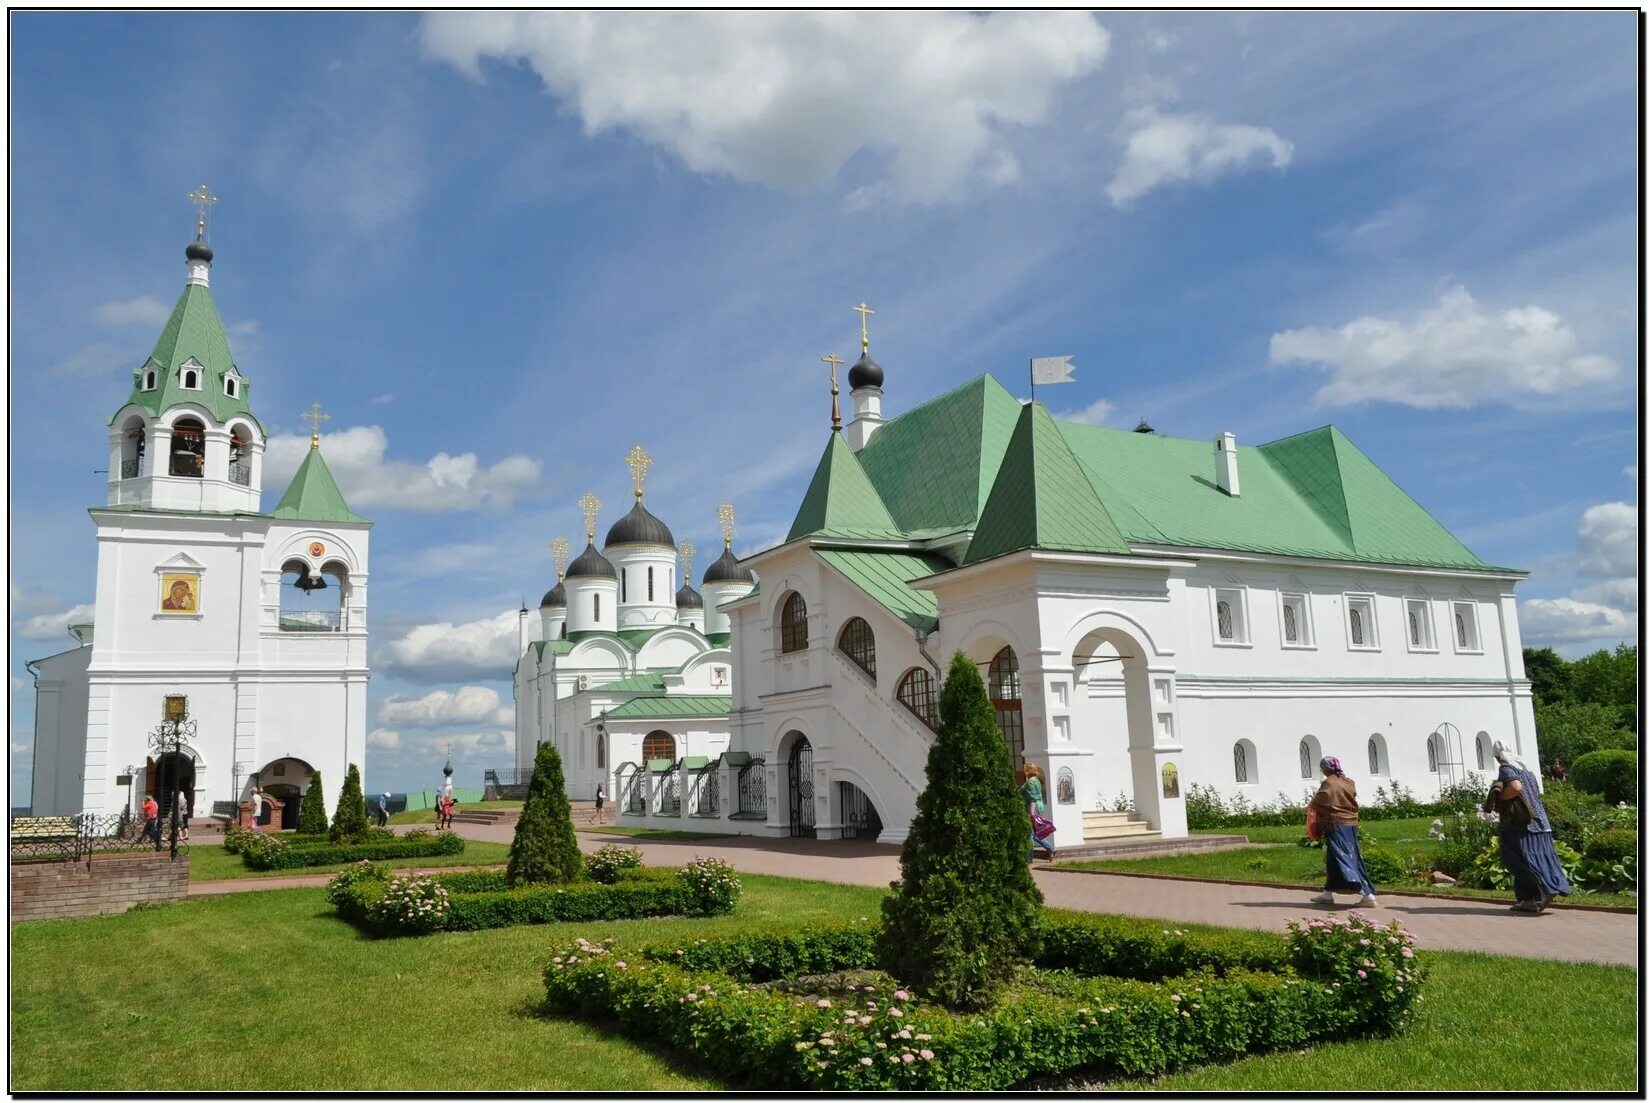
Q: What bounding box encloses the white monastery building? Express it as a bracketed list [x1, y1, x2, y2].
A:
[517, 320, 1538, 849]
[27, 212, 370, 826]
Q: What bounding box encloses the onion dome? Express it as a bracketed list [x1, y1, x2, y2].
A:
[565, 540, 617, 580]
[185, 239, 214, 263]
[675, 583, 704, 609]
[603, 500, 675, 549]
[847, 351, 883, 391]
[702, 546, 756, 585]
[539, 581, 567, 608]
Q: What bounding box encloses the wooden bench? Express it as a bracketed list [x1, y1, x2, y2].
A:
[10, 816, 77, 840]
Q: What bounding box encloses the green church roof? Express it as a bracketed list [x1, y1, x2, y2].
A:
[816, 548, 945, 632]
[116, 279, 258, 427]
[787, 432, 902, 542]
[269, 447, 368, 524]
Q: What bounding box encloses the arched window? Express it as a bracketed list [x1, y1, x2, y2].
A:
[182, 369, 199, 389]
[1368, 736, 1382, 776]
[1427, 734, 1439, 773]
[647, 567, 655, 602]
[896, 668, 936, 728]
[642, 731, 675, 764]
[143, 369, 156, 391]
[1299, 737, 1321, 779]
[169, 418, 205, 477]
[594, 593, 601, 622]
[1455, 610, 1468, 648]
[1349, 607, 1365, 647]
[224, 375, 237, 397]
[988, 647, 1024, 770]
[837, 617, 876, 679]
[1408, 609, 1421, 647]
[1475, 732, 1493, 772]
[228, 426, 251, 486]
[120, 417, 147, 479]
[596, 732, 606, 770]
[1282, 603, 1299, 643]
[1216, 600, 1234, 641]
[620, 569, 627, 604]
[1233, 742, 1249, 784]
[780, 592, 808, 654]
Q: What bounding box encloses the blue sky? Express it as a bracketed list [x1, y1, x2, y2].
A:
[8, 11, 1639, 801]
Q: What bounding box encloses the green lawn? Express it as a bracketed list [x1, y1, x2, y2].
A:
[580, 825, 722, 840]
[9, 875, 1637, 1091]
[389, 800, 524, 825]
[187, 840, 512, 882]
[1196, 815, 1441, 846]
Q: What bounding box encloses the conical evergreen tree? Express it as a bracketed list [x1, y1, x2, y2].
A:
[507, 742, 584, 886]
[297, 770, 327, 835]
[878, 651, 1043, 1009]
[330, 763, 369, 843]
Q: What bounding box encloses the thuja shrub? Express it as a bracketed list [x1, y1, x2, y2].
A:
[541, 914, 1426, 1090]
[242, 830, 462, 871]
[330, 764, 370, 843]
[508, 742, 584, 886]
[297, 770, 328, 836]
[879, 652, 1042, 1010]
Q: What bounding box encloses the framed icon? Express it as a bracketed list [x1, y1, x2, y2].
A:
[309, 541, 326, 558]
[1161, 762, 1180, 800]
[158, 573, 200, 614]
[164, 695, 188, 723]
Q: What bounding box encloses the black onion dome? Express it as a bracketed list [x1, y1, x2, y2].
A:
[702, 547, 756, 585]
[565, 541, 617, 580]
[847, 351, 883, 390]
[603, 500, 675, 549]
[186, 239, 214, 263]
[539, 581, 567, 608]
[675, 583, 704, 609]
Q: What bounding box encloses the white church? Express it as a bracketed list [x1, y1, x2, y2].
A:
[518, 318, 1540, 848]
[26, 211, 370, 827]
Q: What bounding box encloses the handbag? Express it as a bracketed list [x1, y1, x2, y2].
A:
[1030, 812, 1056, 841]
[1304, 803, 1321, 842]
[1486, 780, 1535, 828]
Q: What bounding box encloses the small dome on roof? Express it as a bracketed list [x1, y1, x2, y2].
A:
[675, 583, 704, 609]
[565, 541, 617, 580]
[702, 547, 756, 585]
[847, 351, 883, 391]
[186, 239, 214, 263]
[540, 581, 567, 608]
[603, 500, 675, 549]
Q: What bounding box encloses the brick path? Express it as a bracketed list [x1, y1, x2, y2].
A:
[188, 822, 1637, 967]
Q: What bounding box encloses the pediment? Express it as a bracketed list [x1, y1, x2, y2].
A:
[154, 552, 207, 573]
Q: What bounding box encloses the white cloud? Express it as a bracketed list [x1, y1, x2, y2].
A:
[263, 426, 541, 512]
[1573, 501, 1636, 580]
[1518, 597, 1635, 644]
[1520, 500, 1636, 652]
[1054, 398, 1116, 426]
[49, 342, 135, 378]
[97, 296, 171, 326]
[371, 393, 395, 404]
[377, 610, 520, 682]
[1270, 286, 1618, 409]
[13, 603, 94, 641]
[367, 728, 402, 750]
[1624, 465, 1637, 481]
[420, 11, 1108, 203]
[379, 685, 514, 728]
[1106, 106, 1292, 207]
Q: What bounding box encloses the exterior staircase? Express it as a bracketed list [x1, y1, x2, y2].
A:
[451, 808, 519, 827]
[1081, 810, 1160, 844]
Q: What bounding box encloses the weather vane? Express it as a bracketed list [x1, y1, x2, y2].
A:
[549, 535, 571, 579]
[822, 353, 843, 432]
[624, 445, 653, 502]
[578, 492, 601, 541]
[301, 401, 330, 448]
[187, 183, 218, 240]
[678, 540, 696, 584]
[853, 300, 875, 353]
[717, 501, 736, 550]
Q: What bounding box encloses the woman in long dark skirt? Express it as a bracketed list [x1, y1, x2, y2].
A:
[1309, 756, 1379, 908]
[1491, 740, 1571, 913]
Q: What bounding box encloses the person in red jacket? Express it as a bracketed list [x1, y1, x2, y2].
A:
[140, 794, 161, 846]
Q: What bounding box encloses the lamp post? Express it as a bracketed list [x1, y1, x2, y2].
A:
[230, 761, 246, 828]
[596, 710, 607, 807]
[146, 697, 196, 860]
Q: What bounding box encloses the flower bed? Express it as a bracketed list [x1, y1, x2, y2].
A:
[328, 855, 741, 936]
[542, 912, 1425, 1090]
[239, 829, 464, 871]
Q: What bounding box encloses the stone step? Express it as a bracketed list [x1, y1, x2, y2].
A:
[1081, 811, 1139, 825]
[451, 810, 519, 825]
[1049, 832, 1249, 861]
[1082, 821, 1159, 840]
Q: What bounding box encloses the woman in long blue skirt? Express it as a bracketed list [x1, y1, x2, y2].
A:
[1309, 756, 1379, 907]
[1491, 741, 1572, 913]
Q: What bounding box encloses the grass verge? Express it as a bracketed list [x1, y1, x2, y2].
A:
[188, 840, 512, 882]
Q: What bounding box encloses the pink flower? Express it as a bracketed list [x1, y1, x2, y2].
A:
[615, 962, 627, 970]
[859, 1057, 873, 1066]
[1170, 994, 1182, 1002]
[920, 1050, 934, 1061]
[816, 999, 832, 1008]
[686, 993, 698, 1001]
[901, 1053, 915, 1063]
[1356, 969, 1367, 979]
[1401, 948, 1414, 958]
[889, 1008, 903, 1018]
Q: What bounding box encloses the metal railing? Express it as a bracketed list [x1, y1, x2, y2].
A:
[735, 759, 766, 816]
[120, 458, 143, 479]
[169, 452, 204, 478]
[279, 610, 341, 632]
[620, 767, 646, 815]
[657, 763, 682, 816]
[10, 812, 188, 866]
[693, 766, 720, 816]
[228, 459, 251, 486]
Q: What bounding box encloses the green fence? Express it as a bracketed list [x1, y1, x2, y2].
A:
[396, 787, 485, 812]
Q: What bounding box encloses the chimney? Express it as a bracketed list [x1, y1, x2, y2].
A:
[517, 603, 532, 653]
[1214, 432, 1240, 496]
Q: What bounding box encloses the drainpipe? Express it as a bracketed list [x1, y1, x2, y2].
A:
[915, 626, 941, 682]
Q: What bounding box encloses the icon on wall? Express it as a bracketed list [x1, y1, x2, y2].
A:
[1161, 762, 1180, 800]
[1056, 767, 1076, 805]
[309, 541, 326, 558]
[711, 666, 728, 687]
[164, 695, 188, 723]
[158, 574, 200, 614]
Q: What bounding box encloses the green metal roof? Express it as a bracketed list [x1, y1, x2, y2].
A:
[966, 402, 1130, 565]
[269, 446, 368, 524]
[604, 695, 733, 720]
[590, 673, 670, 694]
[787, 433, 902, 541]
[816, 548, 946, 632]
[116, 279, 259, 427]
[704, 632, 732, 648]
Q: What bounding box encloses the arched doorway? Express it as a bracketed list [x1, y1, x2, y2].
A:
[988, 647, 1024, 772]
[145, 753, 196, 823]
[265, 784, 303, 829]
[786, 734, 815, 838]
[838, 780, 881, 841]
[1070, 622, 1162, 830]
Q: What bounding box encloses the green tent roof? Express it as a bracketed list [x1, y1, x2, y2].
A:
[787, 433, 902, 542]
[116, 279, 258, 427]
[269, 446, 368, 524]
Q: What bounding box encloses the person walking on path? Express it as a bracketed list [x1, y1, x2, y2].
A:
[141, 794, 161, 846]
[1019, 764, 1056, 860]
[1490, 740, 1572, 913]
[1308, 756, 1379, 908]
[591, 784, 606, 825]
[377, 793, 390, 828]
[175, 789, 190, 841]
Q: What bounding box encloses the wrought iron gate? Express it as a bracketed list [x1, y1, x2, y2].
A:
[838, 782, 882, 841]
[787, 738, 815, 838]
[736, 759, 766, 815]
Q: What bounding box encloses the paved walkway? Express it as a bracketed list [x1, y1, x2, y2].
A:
[190, 822, 1637, 967]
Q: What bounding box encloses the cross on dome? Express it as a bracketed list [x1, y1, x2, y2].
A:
[549, 535, 571, 579]
[301, 402, 330, 449]
[578, 492, 602, 541]
[717, 501, 736, 550]
[678, 540, 696, 581]
[187, 183, 217, 241]
[822, 353, 844, 433]
[853, 300, 875, 352]
[625, 444, 652, 502]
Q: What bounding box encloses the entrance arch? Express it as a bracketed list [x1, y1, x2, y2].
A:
[250, 757, 315, 830]
[837, 779, 882, 841]
[784, 732, 815, 838]
[1069, 619, 1170, 832]
[146, 752, 196, 823]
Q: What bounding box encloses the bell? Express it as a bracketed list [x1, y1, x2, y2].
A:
[294, 573, 328, 593]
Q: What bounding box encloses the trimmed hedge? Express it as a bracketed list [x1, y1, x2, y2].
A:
[542, 912, 1425, 1090]
[1584, 827, 1637, 864]
[242, 829, 463, 870]
[1571, 750, 1638, 806]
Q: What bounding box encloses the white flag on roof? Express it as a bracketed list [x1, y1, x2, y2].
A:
[1030, 355, 1076, 385]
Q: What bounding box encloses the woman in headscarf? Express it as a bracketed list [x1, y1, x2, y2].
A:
[1490, 740, 1571, 913]
[1309, 756, 1379, 908]
[1018, 764, 1055, 861]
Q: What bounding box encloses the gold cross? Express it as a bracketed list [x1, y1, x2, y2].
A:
[822, 353, 843, 432]
[717, 502, 736, 550]
[625, 444, 652, 501]
[187, 183, 218, 240]
[549, 536, 571, 579]
[678, 540, 696, 584]
[852, 301, 875, 352]
[578, 492, 602, 541]
[301, 402, 330, 448]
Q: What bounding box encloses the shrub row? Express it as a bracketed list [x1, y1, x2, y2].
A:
[242, 830, 463, 870]
[541, 913, 1424, 1090]
[1183, 779, 1485, 831]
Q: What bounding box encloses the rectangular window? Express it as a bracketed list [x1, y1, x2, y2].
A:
[1279, 593, 1313, 648]
[648, 567, 654, 602]
[1212, 587, 1248, 645]
[620, 570, 627, 604]
[1452, 601, 1481, 652]
[594, 593, 601, 622]
[1345, 594, 1378, 650]
[1405, 599, 1435, 652]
